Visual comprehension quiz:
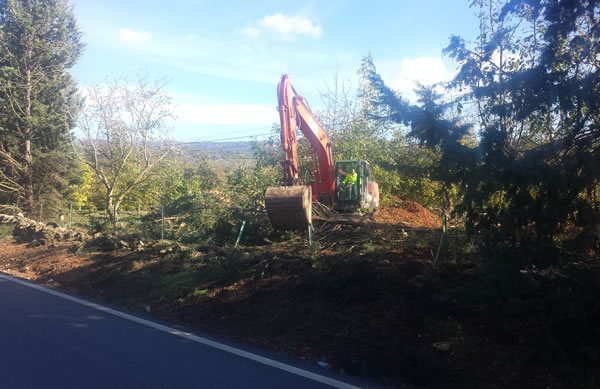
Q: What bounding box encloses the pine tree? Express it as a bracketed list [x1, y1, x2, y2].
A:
[367, 0, 600, 261]
[0, 0, 83, 216]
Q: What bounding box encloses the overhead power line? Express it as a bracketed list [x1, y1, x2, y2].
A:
[181, 132, 274, 143]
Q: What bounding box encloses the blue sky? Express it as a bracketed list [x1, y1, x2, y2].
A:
[70, 0, 479, 141]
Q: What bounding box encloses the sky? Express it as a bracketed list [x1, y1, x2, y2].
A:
[70, 0, 480, 141]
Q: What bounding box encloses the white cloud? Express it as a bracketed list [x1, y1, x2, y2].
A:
[119, 28, 151, 44]
[173, 102, 276, 126]
[242, 14, 322, 40]
[380, 57, 457, 99]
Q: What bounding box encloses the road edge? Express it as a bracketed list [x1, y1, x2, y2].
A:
[0, 272, 361, 389]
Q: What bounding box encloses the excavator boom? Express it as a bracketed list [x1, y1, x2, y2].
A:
[266, 74, 336, 229]
[266, 74, 379, 230]
[276, 74, 335, 202]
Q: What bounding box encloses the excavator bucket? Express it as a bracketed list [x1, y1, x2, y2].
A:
[265, 185, 312, 230]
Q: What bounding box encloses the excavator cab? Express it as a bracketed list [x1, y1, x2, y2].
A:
[335, 160, 379, 211]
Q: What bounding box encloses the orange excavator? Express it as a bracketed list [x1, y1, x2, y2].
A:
[265, 74, 379, 230]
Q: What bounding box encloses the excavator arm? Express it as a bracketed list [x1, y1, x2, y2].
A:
[266, 74, 336, 229]
[266, 74, 379, 229]
[277, 74, 336, 203]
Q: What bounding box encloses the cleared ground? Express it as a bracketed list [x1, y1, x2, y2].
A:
[0, 202, 598, 388]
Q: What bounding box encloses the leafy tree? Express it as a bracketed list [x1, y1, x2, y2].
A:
[121, 155, 227, 241]
[366, 0, 600, 261]
[0, 0, 83, 214]
[223, 165, 279, 243]
[130, 155, 224, 212]
[336, 62, 449, 209]
[75, 76, 174, 224]
[64, 160, 96, 209]
[318, 64, 392, 164]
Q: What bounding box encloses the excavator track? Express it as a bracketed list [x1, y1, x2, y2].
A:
[265, 186, 312, 230]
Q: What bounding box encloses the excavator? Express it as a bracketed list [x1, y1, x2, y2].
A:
[265, 74, 379, 230]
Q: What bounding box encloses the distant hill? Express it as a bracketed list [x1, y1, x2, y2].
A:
[178, 141, 257, 168]
[180, 141, 253, 156]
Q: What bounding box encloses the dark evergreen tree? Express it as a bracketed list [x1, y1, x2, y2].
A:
[0, 0, 83, 216]
[366, 0, 599, 262]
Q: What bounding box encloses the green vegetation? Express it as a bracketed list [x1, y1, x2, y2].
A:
[1, 0, 597, 261]
[363, 0, 599, 264]
[0, 223, 11, 239]
[0, 0, 83, 215]
[0, 1, 597, 387]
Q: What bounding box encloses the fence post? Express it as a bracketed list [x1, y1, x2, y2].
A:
[39, 201, 43, 222]
[235, 220, 246, 248]
[69, 202, 73, 228]
[161, 204, 165, 240]
[433, 212, 448, 269]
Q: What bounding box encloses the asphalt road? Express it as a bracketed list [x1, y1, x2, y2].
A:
[0, 274, 362, 389]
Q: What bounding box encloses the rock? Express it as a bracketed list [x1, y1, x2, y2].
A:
[433, 341, 451, 352]
[76, 233, 91, 242]
[0, 215, 14, 223]
[135, 240, 145, 252]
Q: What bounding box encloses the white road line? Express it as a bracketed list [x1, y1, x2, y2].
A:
[0, 272, 360, 389]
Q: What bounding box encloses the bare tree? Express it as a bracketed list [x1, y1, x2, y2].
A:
[75, 75, 174, 224]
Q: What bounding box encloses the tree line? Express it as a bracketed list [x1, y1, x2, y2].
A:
[363, 0, 599, 260]
[0, 0, 597, 261]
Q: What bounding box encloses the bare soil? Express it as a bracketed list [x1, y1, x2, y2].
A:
[374, 199, 441, 229]
[0, 203, 598, 388]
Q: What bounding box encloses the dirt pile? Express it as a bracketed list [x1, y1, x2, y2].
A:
[374, 198, 441, 229]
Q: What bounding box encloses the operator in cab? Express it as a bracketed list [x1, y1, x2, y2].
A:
[343, 169, 357, 186]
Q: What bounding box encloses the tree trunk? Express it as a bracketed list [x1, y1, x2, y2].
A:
[106, 193, 120, 225]
[107, 193, 115, 224]
[21, 138, 34, 215]
[22, 71, 34, 216]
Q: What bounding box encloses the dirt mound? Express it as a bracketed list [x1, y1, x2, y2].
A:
[374, 198, 440, 229]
